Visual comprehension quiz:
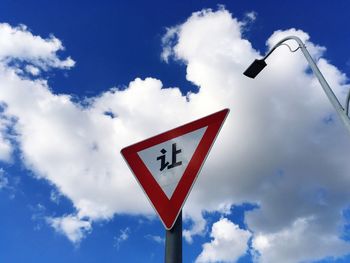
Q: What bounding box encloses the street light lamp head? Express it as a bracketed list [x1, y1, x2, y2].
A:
[243, 59, 267, 79]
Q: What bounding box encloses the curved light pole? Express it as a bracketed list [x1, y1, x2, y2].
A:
[243, 35, 350, 135]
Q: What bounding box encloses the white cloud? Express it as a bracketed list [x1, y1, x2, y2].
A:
[0, 114, 13, 162]
[47, 214, 91, 244]
[0, 23, 74, 72]
[25, 65, 40, 76]
[252, 217, 350, 263]
[161, 27, 178, 63]
[30, 203, 47, 231]
[0, 133, 12, 162]
[145, 234, 165, 244]
[114, 227, 130, 250]
[160, 9, 350, 262]
[245, 11, 257, 22]
[0, 8, 350, 262]
[196, 218, 251, 263]
[183, 213, 207, 243]
[50, 190, 61, 204]
[0, 168, 8, 189]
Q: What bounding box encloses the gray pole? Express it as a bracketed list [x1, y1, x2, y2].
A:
[165, 211, 182, 263]
[263, 36, 350, 134]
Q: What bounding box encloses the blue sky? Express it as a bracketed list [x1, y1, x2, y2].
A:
[1, 1, 350, 263]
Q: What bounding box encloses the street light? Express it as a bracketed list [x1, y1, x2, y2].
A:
[243, 35, 350, 134]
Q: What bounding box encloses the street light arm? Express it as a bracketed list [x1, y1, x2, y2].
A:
[245, 35, 350, 134]
[263, 36, 304, 60]
[285, 36, 350, 133]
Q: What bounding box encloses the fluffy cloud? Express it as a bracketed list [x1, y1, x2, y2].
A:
[196, 218, 251, 263]
[0, 8, 350, 263]
[161, 9, 350, 262]
[0, 115, 12, 162]
[252, 216, 350, 263]
[0, 23, 74, 72]
[47, 215, 91, 244]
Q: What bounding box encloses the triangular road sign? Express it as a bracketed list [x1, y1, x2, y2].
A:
[121, 109, 229, 229]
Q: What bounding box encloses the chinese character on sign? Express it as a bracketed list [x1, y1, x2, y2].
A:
[156, 143, 182, 171]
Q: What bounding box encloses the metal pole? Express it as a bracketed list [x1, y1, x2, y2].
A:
[165, 211, 182, 263]
[263, 36, 350, 134]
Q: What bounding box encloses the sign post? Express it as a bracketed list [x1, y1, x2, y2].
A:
[121, 109, 229, 262]
[165, 211, 182, 263]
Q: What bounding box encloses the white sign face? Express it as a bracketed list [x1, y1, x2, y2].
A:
[121, 108, 229, 229]
[138, 127, 207, 199]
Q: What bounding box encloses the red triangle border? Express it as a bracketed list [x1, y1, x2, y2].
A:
[121, 108, 229, 229]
